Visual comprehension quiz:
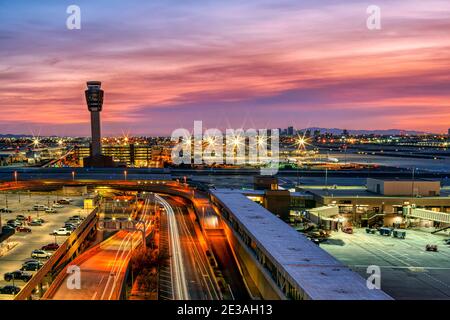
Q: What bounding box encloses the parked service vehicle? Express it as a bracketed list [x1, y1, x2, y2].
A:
[379, 227, 393, 236]
[41, 243, 59, 251]
[16, 226, 32, 233]
[21, 261, 44, 271]
[31, 249, 52, 259]
[4, 270, 32, 282]
[342, 226, 353, 234]
[53, 228, 71, 236]
[0, 285, 21, 295]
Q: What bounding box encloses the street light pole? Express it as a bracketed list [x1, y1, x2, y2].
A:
[72, 171, 75, 181]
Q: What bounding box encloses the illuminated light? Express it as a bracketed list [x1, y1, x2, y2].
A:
[257, 136, 266, 147]
[294, 133, 310, 151]
[206, 136, 215, 145]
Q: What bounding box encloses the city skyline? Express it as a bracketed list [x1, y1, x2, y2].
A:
[1, 0, 449, 136]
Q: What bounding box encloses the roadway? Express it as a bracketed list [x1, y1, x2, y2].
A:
[162, 195, 220, 300]
[43, 197, 153, 300]
[0, 193, 85, 300]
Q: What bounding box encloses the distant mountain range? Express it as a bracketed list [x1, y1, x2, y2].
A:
[0, 134, 33, 138]
[0, 128, 436, 138]
[297, 127, 432, 136]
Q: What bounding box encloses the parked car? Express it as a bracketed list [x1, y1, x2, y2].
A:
[41, 243, 59, 251]
[33, 218, 45, 224]
[21, 261, 44, 271]
[57, 199, 70, 205]
[0, 208, 13, 213]
[64, 221, 77, 227]
[33, 204, 48, 211]
[31, 249, 52, 259]
[64, 224, 77, 231]
[0, 285, 21, 295]
[426, 244, 438, 252]
[4, 270, 32, 282]
[1, 225, 16, 234]
[53, 228, 71, 236]
[29, 220, 42, 226]
[444, 239, 450, 245]
[16, 226, 32, 233]
[69, 215, 84, 221]
[52, 204, 64, 208]
[7, 220, 21, 227]
[16, 215, 26, 221]
[67, 217, 82, 223]
[45, 208, 57, 213]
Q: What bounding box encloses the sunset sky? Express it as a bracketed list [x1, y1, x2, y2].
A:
[0, 0, 449, 136]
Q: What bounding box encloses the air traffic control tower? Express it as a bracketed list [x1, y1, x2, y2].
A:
[83, 81, 115, 167]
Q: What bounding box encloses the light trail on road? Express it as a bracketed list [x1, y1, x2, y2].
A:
[174, 205, 220, 300]
[154, 194, 189, 300]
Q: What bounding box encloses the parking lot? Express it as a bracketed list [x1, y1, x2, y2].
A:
[0, 192, 85, 299]
[321, 228, 450, 299]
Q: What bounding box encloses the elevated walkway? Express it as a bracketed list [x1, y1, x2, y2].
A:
[407, 208, 450, 224]
[210, 189, 392, 300]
